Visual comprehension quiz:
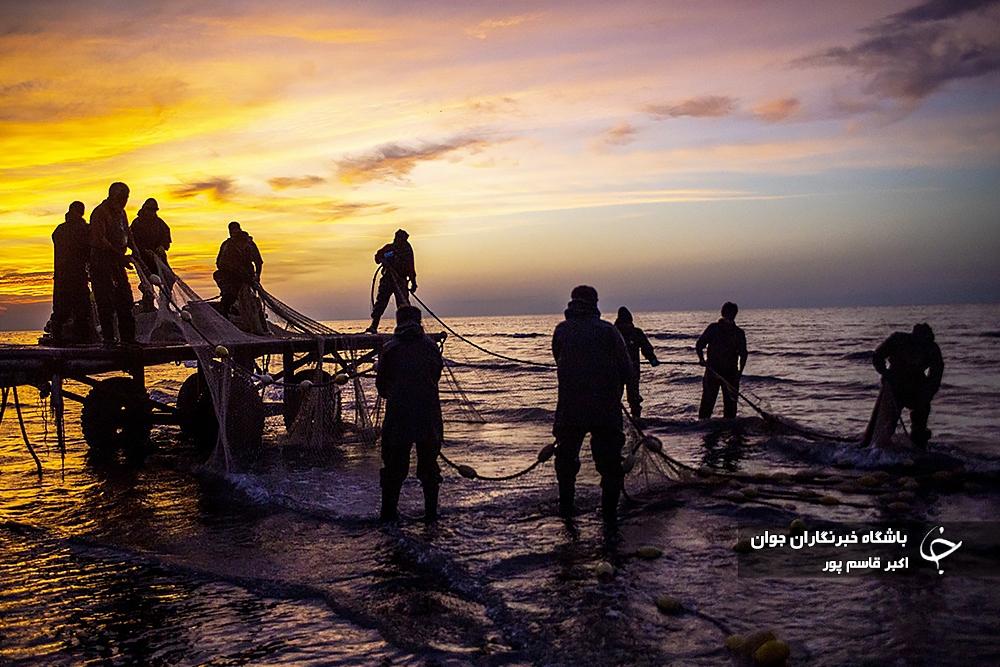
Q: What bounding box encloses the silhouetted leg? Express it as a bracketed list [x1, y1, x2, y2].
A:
[91, 264, 117, 343]
[391, 273, 411, 308]
[68, 282, 93, 343]
[910, 402, 931, 449]
[699, 372, 721, 419]
[112, 266, 135, 344]
[721, 371, 739, 419]
[554, 428, 585, 517]
[415, 438, 442, 521]
[369, 275, 394, 332]
[591, 426, 625, 525]
[380, 435, 413, 521]
[625, 379, 642, 420]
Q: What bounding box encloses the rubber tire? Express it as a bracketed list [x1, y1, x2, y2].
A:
[81, 377, 152, 457]
[177, 369, 264, 463]
[282, 369, 341, 430]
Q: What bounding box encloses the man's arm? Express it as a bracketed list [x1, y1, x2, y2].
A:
[89, 209, 116, 255]
[695, 325, 712, 365]
[250, 242, 263, 279]
[872, 335, 894, 376]
[375, 345, 394, 398]
[927, 344, 944, 396]
[738, 329, 748, 373]
[638, 329, 659, 366]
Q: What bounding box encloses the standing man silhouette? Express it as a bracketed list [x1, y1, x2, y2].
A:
[552, 286, 633, 526]
[367, 229, 416, 333]
[89, 182, 135, 346]
[695, 302, 748, 419]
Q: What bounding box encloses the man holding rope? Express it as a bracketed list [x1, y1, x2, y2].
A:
[367, 229, 417, 333]
[552, 285, 633, 526]
[376, 305, 443, 522]
[696, 301, 748, 419]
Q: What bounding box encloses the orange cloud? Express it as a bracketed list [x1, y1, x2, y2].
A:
[753, 97, 801, 122]
[645, 95, 738, 118]
[336, 135, 495, 184]
[466, 14, 540, 40]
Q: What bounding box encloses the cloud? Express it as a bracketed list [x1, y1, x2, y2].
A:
[268, 175, 326, 190]
[597, 122, 638, 147]
[466, 14, 539, 40]
[797, 0, 1000, 104]
[327, 202, 398, 220]
[644, 95, 738, 119]
[464, 96, 519, 115]
[881, 0, 997, 28]
[336, 135, 494, 183]
[753, 97, 801, 122]
[170, 177, 236, 201]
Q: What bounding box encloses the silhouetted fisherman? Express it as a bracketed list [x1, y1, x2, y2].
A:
[696, 301, 748, 419]
[214, 221, 263, 318]
[375, 305, 443, 522]
[552, 286, 633, 525]
[89, 182, 136, 346]
[130, 198, 172, 311]
[47, 201, 94, 344]
[367, 229, 416, 333]
[863, 323, 944, 449]
[614, 306, 660, 422]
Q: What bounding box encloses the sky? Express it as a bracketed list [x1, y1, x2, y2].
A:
[1, 0, 998, 329]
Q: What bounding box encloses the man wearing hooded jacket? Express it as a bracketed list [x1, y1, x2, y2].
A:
[130, 197, 172, 311]
[367, 229, 416, 333]
[696, 301, 748, 419]
[614, 306, 660, 421]
[375, 306, 443, 522]
[552, 285, 633, 525]
[48, 201, 94, 344]
[89, 182, 136, 345]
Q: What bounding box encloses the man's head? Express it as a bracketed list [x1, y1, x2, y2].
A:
[141, 197, 158, 212]
[67, 201, 85, 218]
[617, 306, 633, 323]
[228, 221, 242, 237]
[108, 182, 129, 208]
[395, 305, 422, 326]
[913, 322, 934, 341]
[394, 229, 409, 243]
[721, 301, 739, 320]
[570, 285, 599, 305]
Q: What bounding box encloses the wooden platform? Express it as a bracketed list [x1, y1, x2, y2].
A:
[0, 332, 446, 388]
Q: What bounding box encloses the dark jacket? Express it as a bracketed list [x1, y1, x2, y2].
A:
[696, 318, 748, 373]
[375, 240, 416, 285]
[216, 232, 262, 281]
[89, 199, 129, 259]
[376, 322, 444, 442]
[552, 300, 633, 431]
[53, 212, 90, 281]
[873, 331, 944, 401]
[130, 209, 171, 254]
[614, 318, 658, 372]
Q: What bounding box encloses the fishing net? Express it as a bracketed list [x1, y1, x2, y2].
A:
[133, 253, 375, 471]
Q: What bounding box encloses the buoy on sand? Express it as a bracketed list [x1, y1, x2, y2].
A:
[636, 545, 663, 560]
[654, 594, 682, 615]
[595, 561, 614, 580]
[333, 373, 350, 385]
[789, 518, 806, 535]
[214, 345, 230, 358]
[754, 639, 790, 666]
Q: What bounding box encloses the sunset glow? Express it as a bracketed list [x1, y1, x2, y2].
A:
[1, 0, 998, 327]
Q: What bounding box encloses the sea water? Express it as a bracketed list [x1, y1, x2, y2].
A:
[1, 304, 998, 665]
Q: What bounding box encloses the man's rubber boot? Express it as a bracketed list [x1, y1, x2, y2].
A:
[379, 473, 400, 522]
[558, 480, 575, 518]
[422, 484, 439, 523]
[601, 480, 621, 527]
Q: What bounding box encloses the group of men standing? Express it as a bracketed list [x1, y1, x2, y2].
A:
[46, 182, 265, 346]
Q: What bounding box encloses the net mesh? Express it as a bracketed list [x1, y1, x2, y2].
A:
[135, 254, 373, 471]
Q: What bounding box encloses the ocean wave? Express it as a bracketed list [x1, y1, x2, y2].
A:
[840, 350, 873, 361]
[486, 332, 547, 339]
[647, 332, 697, 341]
[484, 406, 554, 422]
[980, 331, 1000, 338]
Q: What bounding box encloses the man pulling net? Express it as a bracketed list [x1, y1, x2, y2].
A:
[367, 229, 417, 333]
